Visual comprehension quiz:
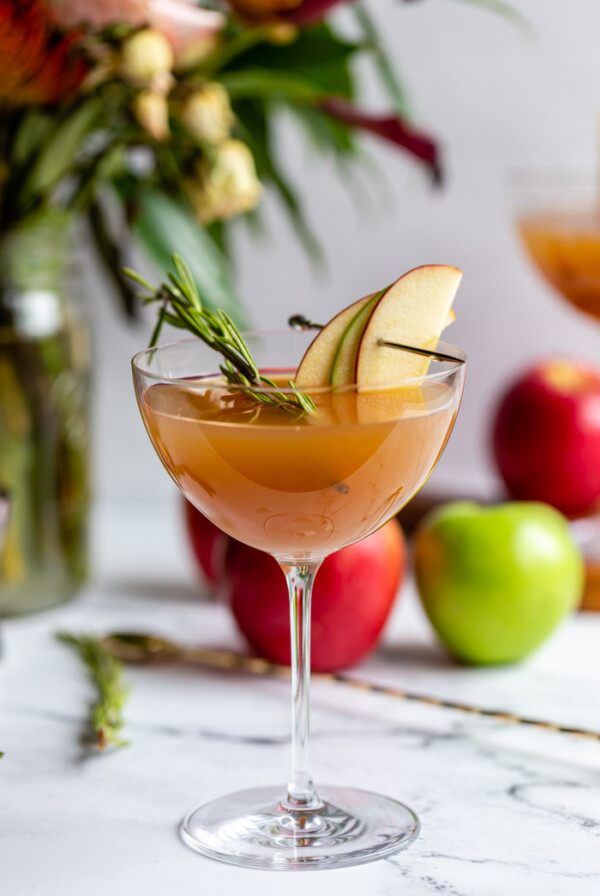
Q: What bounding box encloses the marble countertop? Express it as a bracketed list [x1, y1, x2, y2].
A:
[2, 499, 600, 896]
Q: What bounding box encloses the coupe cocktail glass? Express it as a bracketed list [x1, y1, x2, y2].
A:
[515, 168, 600, 321]
[132, 329, 466, 870]
[514, 169, 600, 606]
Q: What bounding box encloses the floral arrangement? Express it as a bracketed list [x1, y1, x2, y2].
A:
[0, 0, 444, 320]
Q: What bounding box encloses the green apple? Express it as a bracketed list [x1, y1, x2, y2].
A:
[414, 501, 583, 665]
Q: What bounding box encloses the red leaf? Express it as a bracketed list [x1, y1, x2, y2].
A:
[320, 97, 442, 183]
[284, 0, 355, 24]
[227, 0, 353, 25]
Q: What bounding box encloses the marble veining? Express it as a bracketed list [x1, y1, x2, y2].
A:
[2, 499, 600, 896]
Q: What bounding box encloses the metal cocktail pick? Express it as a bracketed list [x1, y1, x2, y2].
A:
[287, 315, 466, 366]
[102, 633, 600, 742]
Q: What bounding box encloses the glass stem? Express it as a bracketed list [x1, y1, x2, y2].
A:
[278, 559, 323, 811]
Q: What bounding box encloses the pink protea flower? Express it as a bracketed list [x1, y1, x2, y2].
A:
[47, 0, 225, 55]
[46, 0, 149, 29]
[284, 0, 351, 24]
[149, 0, 224, 53]
[226, 0, 352, 24]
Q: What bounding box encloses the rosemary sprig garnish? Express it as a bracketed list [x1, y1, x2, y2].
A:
[126, 255, 317, 417]
[57, 633, 129, 751]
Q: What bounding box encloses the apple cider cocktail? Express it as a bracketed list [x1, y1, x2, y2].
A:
[142, 375, 458, 557]
[520, 208, 600, 321]
[132, 259, 465, 871]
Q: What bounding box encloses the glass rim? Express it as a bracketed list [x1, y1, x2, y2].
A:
[508, 164, 600, 188]
[131, 332, 466, 393]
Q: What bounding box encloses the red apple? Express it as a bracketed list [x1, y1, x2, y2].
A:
[223, 520, 405, 672]
[184, 500, 228, 587]
[492, 358, 600, 516]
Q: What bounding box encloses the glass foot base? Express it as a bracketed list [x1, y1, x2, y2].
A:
[180, 784, 420, 870]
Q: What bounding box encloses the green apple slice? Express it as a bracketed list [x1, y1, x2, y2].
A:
[326, 292, 383, 425]
[356, 264, 462, 385]
[330, 291, 383, 386]
[295, 293, 375, 387]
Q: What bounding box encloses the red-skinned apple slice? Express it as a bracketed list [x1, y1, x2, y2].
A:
[330, 291, 383, 386]
[356, 265, 462, 384]
[328, 295, 382, 424]
[354, 265, 461, 424]
[295, 267, 459, 405]
[295, 294, 375, 387]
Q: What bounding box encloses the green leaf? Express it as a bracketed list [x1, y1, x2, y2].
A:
[12, 111, 54, 166]
[25, 98, 103, 197]
[287, 104, 357, 157]
[267, 165, 324, 265]
[206, 219, 230, 257]
[446, 0, 533, 33]
[228, 24, 359, 73]
[218, 69, 328, 104]
[195, 25, 272, 78]
[241, 205, 268, 240]
[295, 60, 353, 99]
[235, 100, 324, 264]
[132, 191, 249, 328]
[353, 3, 412, 117]
[226, 25, 359, 97]
[87, 196, 138, 319]
[69, 146, 128, 214]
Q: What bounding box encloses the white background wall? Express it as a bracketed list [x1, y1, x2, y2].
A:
[90, 0, 600, 504]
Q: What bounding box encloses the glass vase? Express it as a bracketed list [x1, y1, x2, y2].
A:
[0, 211, 91, 616]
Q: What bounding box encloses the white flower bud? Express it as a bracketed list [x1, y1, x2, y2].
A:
[132, 90, 170, 141]
[121, 29, 174, 88]
[174, 34, 220, 72]
[266, 23, 298, 46]
[189, 140, 262, 224]
[182, 84, 235, 146]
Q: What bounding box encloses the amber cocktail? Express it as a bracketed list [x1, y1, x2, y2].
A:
[132, 329, 465, 871]
[516, 170, 600, 321]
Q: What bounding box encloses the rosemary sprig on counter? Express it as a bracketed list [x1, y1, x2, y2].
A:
[103, 632, 600, 744]
[126, 255, 317, 417]
[57, 633, 129, 751]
